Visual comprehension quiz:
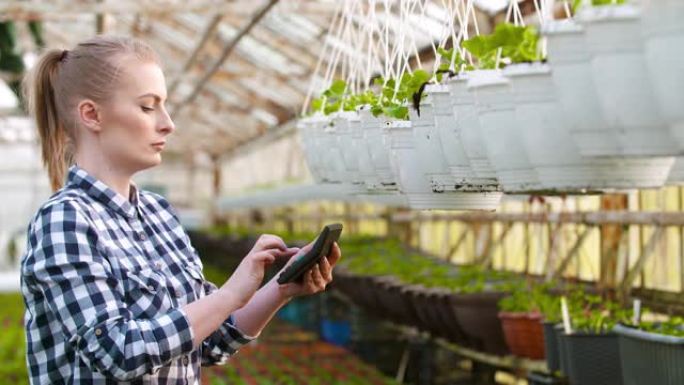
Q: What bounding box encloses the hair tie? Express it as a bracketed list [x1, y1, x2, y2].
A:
[60, 49, 68, 62]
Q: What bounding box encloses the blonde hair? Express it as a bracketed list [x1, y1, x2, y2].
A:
[23, 35, 160, 192]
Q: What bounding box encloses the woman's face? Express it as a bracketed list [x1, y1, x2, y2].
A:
[96, 56, 175, 174]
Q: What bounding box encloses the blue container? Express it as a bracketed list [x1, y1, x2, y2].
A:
[321, 319, 352, 347]
[276, 298, 318, 330]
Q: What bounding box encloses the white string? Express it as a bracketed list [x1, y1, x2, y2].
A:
[301, 1, 343, 114]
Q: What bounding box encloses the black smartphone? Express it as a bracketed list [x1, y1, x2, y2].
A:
[277, 223, 343, 284]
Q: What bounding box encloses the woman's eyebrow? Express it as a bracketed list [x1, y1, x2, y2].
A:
[137, 93, 164, 102]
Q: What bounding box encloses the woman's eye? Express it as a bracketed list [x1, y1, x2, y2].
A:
[141, 106, 154, 112]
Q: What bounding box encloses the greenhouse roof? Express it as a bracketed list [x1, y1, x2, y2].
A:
[0, 0, 524, 154]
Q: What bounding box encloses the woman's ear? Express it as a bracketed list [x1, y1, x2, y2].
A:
[77, 99, 102, 133]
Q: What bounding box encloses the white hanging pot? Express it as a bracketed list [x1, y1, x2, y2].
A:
[409, 95, 456, 192]
[384, 119, 501, 211]
[349, 106, 381, 189]
[543, 19, 620, 157]
[320, 121, 347, 184]
[426, 84, 500, 192]
[448, 74, 499, 182]
[577, 4, 677, 156]
[331, 111, 363, 185]
[667, 157, 684, 185]
[505, 62, 673, 191]
[358, 105, 399, 191]
[296, 115, 329, 184]
[642, 0, 684, 150]
[468, 70, 541, 193]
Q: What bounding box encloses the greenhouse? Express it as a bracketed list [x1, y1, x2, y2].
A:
[1, 0, 683, 384]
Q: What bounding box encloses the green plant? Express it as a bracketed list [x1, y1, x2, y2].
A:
[435, 47, 473, 81]
[627, 316, 684, 338]
[310, 79, 348, 116]
[499, 282, 560, 315]
[0, 293, 28, 385]
[370, 69, 431, 120]
[462, 23, 541, 69]
[564, 290, 632, 334]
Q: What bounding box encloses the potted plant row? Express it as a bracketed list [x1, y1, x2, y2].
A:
[334, 236, 522, 356]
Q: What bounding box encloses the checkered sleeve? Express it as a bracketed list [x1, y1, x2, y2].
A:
[198, 279, 258, 366]
[23, 201, 196, 381]
[152, 193, 257, 366]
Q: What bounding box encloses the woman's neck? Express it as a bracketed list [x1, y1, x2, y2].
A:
[73, 157, 133, 201]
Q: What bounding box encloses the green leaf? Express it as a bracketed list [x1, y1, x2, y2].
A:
[329, 79, 347, 96]
[323, 100, 341, 115]
[384, 105, 408, 120]
[310, 98, 323, 113]
[462, 35, 494, 60]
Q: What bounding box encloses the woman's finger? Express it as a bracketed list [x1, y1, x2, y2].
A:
[311, 265, 326, 290]
[319, 257, 333, 282]
[253, 250, 276, 266]
[254, 235, 288, 252]
[326, 242, 342, 266]
[305, 269, 315, 288]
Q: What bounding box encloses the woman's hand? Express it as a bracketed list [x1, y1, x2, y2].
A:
[221, 234, 299, 308]
[276, 242, 342, 300]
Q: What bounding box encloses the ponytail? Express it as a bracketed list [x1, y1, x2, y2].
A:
[23, 36, 159, 192]
[23, 49, 73, 192]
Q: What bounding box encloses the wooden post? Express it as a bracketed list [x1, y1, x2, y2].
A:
[599, 194, 628, 290]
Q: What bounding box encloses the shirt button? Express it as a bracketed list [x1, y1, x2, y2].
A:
[175, 289, 183, 298]
[138, 232, 147, 241]
[155, 261, 163, 269]
[95, 328, 103, 336]
[182, 355, 189, 365]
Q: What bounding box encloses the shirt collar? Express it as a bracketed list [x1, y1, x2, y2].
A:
[66, 164, 140, 219]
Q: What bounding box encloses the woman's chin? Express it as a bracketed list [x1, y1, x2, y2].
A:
[135, 154, 163, 172]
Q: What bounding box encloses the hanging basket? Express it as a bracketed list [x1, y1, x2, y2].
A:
[543, 19, 619, 158]
[449, 74, 499, 182]
[544, 20, 674, 189]
[384, 119, 501, 210]
[505, 62, 673, 192]
[331, 111, 364, 185]
[577, 5, 677, 157]
[409, 96, 460, 193]
[350, 107, 382, 190]
[642, 1, 684, 150]
[423, 84, 500, 192]
[359, 106, 399, 192]
[468, 70, 541, 193]
[296, 115, 331, 184]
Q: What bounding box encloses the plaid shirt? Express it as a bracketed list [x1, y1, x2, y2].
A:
[21, 165, 255, 385]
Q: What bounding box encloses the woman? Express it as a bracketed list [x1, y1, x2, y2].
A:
[20, 35, 341, 384]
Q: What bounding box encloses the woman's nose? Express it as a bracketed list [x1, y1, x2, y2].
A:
[158, 109, 175, 134]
